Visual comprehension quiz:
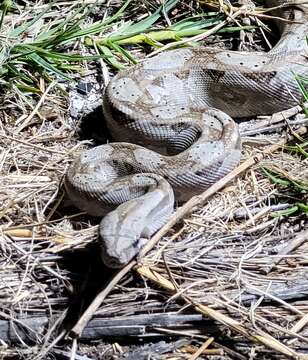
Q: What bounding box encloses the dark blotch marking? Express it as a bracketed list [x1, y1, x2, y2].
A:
[245, 71, 277, 82]
[195, 170, 206, 177]
[288, 8, 295, 21]
[111, 107, 135, 125]
[170, 123, 188, 132]
[207, 70, 225, 83]
[152, 123, 167, 128]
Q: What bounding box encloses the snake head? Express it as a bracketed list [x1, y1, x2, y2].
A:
[98, 175, 174, 268]
[100, 236, 142, 269]
[99, 209, 149, 268]
[100, 238, 148, 269]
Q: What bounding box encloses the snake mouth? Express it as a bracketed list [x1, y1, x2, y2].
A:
[103, 256, 123, 269]
[100, 234, 139, 269]
[100, 244, 124, 268]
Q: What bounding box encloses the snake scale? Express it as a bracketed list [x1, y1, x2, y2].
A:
[65, 0, 308, 268]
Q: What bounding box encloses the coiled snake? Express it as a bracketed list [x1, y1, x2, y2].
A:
[65, 0, 308, 268]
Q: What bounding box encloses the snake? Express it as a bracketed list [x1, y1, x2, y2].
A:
[65, 0, 308, 268]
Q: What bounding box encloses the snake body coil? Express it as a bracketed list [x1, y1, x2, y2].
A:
[66, 0, 308, 268]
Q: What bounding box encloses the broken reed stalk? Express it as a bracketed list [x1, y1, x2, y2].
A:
[70, 136, 296, 338]
[70, 261, 136, 337]
[188, 337, 214, 360]
[150, 5, 247, 55]
[263, 228, 308, 274]
[92, 26, 256, 46]
[138, 140, 287, 259]
[136, 266, 302, 359]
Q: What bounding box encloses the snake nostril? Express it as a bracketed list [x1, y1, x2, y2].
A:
[66, 1, 305, 268]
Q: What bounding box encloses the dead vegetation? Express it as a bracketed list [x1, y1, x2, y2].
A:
[0, 0, 307, 359]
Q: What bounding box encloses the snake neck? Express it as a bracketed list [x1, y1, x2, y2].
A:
[266, 0, 308, 55]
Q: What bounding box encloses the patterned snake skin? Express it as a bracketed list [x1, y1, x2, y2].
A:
[65, 0, 308, 268]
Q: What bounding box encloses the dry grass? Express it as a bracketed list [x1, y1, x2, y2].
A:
[0, 0, 307, 359]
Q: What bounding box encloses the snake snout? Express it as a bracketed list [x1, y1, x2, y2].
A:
[99, 210, 143, 268]
[66, 0, 308, 269]
[100, 234, 140, 268]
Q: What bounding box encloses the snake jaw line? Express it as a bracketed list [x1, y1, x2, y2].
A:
[66, 0, 308, 268]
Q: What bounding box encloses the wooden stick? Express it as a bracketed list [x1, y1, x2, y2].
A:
[138, 141, 284, 260]
[150, 6, 246, 56]
[181, 345, 223, 356]
[194, 304, 299, 359]
[69, 137, 296, 338]
[70, 261, 136, 337]
[188, 337, 214, 360]
[137, 266, 301, 359]
[15, 81, 56, 133]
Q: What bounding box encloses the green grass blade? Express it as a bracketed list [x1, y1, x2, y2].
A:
[272, 206, 299, 217]
[5, 63, 35, 83]
[34, 4, 88, 42]
[261, 167, 291, 186]
[26, 53, 72, 80]
[96, 45, 125, 70]
[62, 0, 133, 41]
[262, 166, 308, 192]
[121, 0, 180, 35]
[0, 0, 12, 32]
[297, 203, 308, 213]
[171, 15, 222, 31]
[13, 44, 101, 61]
[294, 73, 308, 102]
[107, 41, 137, 64]
[9, 3, 53, 37]
[14, 82, 42, 93]
[272, 202, 308, 217]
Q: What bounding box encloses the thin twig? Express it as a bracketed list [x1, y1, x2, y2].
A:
[15, 81, 56, 133]
[137, 141, 286, 261]
[70, 261, 136, 337]
[69, 136, 295, 338]
[149, 6, 247, 56]
[188, 337, 214, 360]
[137, 266, 302, 359]
[263, 229, 308, 274]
